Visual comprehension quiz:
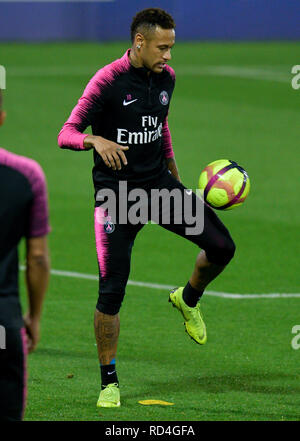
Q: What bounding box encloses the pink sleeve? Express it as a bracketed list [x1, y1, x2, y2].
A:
[57, 122, 88, 151]
[162, 116, 175, 159]
[0, 149, 50, 238]
[27, 161, 51, 238]
[57, 70, 107, 151]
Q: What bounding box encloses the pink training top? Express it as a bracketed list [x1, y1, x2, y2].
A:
[0, 148, 51, 238]
[161, 114, 174, 159]
[58, 49, 175, 160]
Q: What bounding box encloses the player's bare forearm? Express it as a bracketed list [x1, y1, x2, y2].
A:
[24, 236, 50, 353]
[25, 237, 50, 321]
[83, 134, 103, 149]
[166, 157, 181, 182]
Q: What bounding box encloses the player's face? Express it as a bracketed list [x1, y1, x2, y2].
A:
[141, 27, 175, 73]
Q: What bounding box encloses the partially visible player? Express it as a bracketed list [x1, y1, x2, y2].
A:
[0, 89, 51, 421]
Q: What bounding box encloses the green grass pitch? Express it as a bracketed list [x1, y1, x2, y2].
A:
[0, 41, 299, 421]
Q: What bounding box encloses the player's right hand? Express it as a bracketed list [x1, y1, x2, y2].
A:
[84, 135, 129, 170]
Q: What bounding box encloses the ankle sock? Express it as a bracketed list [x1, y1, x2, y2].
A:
[182, 282, 203, 307]
[100, 359, 118, 388]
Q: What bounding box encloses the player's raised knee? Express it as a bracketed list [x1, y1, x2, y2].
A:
[206, 237, 236, 266]
[223, 238, 236, 264]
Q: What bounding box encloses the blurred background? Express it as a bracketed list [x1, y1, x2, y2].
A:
[0, 0, 299, 41]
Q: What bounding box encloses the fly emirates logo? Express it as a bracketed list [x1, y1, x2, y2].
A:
[117, 116, 162, 145]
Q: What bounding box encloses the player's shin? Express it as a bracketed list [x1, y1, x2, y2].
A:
[190, 250, 226, 289]
[184, 250, 225, 306]
[94, 309, 120, 388]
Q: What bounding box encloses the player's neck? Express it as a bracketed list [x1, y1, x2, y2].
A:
[129, 49, 151, 76]
[129, 47, 143, 68]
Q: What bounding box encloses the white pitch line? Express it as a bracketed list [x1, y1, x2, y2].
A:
[6, 65, 291, 84]
[19, 266, 300, 299]
[175, 65, 291, 83]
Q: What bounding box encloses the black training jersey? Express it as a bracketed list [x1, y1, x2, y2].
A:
[0, 148, 50, 327]
[58, 49, 176, 187]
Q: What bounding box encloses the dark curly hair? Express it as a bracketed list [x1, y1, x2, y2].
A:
[130, 8, 175, 42]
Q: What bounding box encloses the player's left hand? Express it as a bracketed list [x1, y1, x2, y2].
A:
[23, 313, 40, 353]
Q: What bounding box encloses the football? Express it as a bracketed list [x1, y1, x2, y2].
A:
[198, 159, 250, 210]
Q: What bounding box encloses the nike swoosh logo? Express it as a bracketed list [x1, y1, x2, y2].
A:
[108, 371, 116, 375]
[123, 99, 138, 106]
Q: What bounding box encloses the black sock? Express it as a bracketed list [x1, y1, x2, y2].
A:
[100, 363, 119, 389]
[182, 282, 203, 307]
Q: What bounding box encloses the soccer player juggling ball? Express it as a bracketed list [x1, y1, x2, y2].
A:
[0, 89, 51, 420]
[58, 8, 235, 408]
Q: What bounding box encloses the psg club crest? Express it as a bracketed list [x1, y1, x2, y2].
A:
[159, 90, 169, 106]
[104, 220, 115, 234]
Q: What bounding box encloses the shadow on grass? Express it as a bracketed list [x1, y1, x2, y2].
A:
[33, 347, 95, 360]
[145, 373, 300, 396]
[126, 373, 300, 420]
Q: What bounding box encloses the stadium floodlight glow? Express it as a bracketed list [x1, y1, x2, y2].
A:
[0, 65, 6, 89]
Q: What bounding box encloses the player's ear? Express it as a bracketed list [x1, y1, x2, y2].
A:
[135, 33, 144, 50]
[0, 111, 6, 126]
